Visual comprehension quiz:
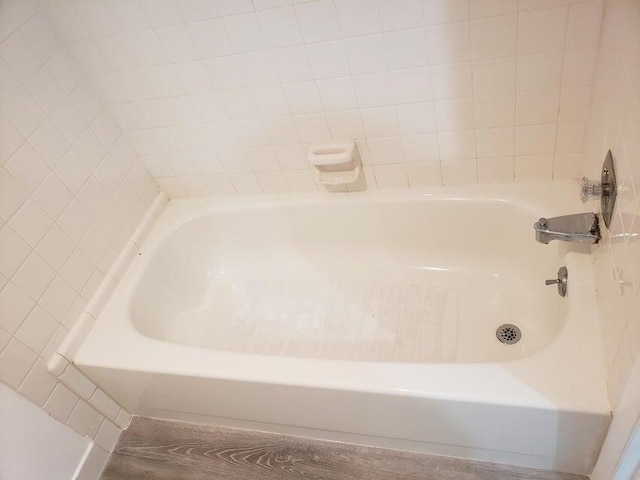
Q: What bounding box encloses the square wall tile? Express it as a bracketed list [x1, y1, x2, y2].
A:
[306, 41, 350, 79]
[0, 339, 37, 389]
[0, 169, 28, 222]
[9, 199, 53, 248]
[44, 383, 79, 423]
[295, 1, 341, 43]
[177, 0, 218, 22]
[284, 170, 317, 193]
[256, 171, 289, 193]
[379, 0, 424, 31]
[562, 48, 598, 88]
[423, 0, 469, 25]
[139, 0, 183, 28]
[373, 164, 408, 189]
[517, 52, 564, 92]
[353, 73, 395, 108]
[397, 103, 437, 134]
[402, 134, 440, 162]
[470, 0, 517, 19]
[478, 156, 515, 183]
[442, 159, 478, 185]
[470, 14, 517, 59]
[0, 282, 35, 335]
[406, 162, 442, 186]
[430, 63, 473, 100]
[517, 7, 568, 54]
[516, 91, 560, 125]
[223, 14, 267, 53]
[361, 107, 399, 137]
[189, 19, 232, 58]
[15, 306, 58, 354]
[326, 110, 365, 139]
[385, 29, 428, 70]
[213, 0, 252, 16]
[25, 68, 65, 116]
[474, 94, 515, 128]
[516, 124, 557, 155]
[344, 35, 387, 75]
[5, 143, 49, 193]
[0, 226, 30, 280]
[554, 153, 581, 180]
[293, 113, 331, 142]
[317, 77, 358, 111]
[13, 252, 56, 301]
[559, 87, 591, 122]
[472, 57, 516, 96]
[230, 173, 262, 195]
[368, 136, 404, 165]
[271, 46, 315, 83]
[515, 154, 554, 182]
[19, 358, 57, 406]
[427, 23, 471, 65]
[334, 0, 382, 37]
[556, 122, 586, 153]
[1, 86, 46, 137]
[567, 1, 603, 49]
[0, 31, 41, 80]
[258, 7, 303, 48]
[435, 98, 475, 131]
[391, 68, 432, 104]
[476, 127, 515, 157]
[438, 130, 476, 160]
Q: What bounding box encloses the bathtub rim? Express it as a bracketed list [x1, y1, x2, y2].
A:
[73, 182, 611, 418]
[146, 181, 583, 238]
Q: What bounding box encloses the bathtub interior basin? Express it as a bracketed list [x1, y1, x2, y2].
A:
[74, 182, 611, 475]
[131, 193, 567, 364]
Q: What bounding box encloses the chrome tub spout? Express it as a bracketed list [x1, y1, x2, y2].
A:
[534, 213, 600, 244]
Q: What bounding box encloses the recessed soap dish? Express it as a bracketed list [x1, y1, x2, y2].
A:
[308, 141, 360, 186]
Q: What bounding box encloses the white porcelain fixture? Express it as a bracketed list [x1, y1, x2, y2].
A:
[308, 141, 360, 185]
[75, 183, 610, 475]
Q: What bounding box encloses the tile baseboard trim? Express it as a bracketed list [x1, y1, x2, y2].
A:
[44, 191, 168, 458]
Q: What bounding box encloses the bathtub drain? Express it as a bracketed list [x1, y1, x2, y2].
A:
[496, 324, 521, 344]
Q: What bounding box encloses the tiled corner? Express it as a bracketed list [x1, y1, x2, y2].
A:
[582, 0, 640, 408]
[0, 2, 157, 478]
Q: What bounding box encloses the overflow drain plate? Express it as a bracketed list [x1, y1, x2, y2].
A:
[496, 324, 521, 345]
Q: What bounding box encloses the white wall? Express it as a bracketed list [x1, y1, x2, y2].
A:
[0, 383, 90, 480]
[43, 0, 604, 198]
[0, 0, 632, 476]
[582, 0, 640, 408]
[0, 0, 158, 473]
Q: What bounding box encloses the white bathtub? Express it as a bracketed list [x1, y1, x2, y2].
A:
[75, 183, 611, 475]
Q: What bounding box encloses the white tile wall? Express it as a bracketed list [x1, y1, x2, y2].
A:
[42, 0, 605, 198]
[582, 0, 640, 408]
[4, 0, 636, 471]
[0, 0, 158, 470]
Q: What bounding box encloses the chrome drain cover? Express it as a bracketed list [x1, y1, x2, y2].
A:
[496, 324, 521, 344]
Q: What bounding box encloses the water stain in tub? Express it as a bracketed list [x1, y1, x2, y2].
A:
[171, 276, 461, 362]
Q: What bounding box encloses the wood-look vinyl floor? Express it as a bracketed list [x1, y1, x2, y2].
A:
[101, 417, 588, 480]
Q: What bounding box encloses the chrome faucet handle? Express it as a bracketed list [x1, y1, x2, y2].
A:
[545, 266, 568, 297]
[581, 177, 603, 203]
